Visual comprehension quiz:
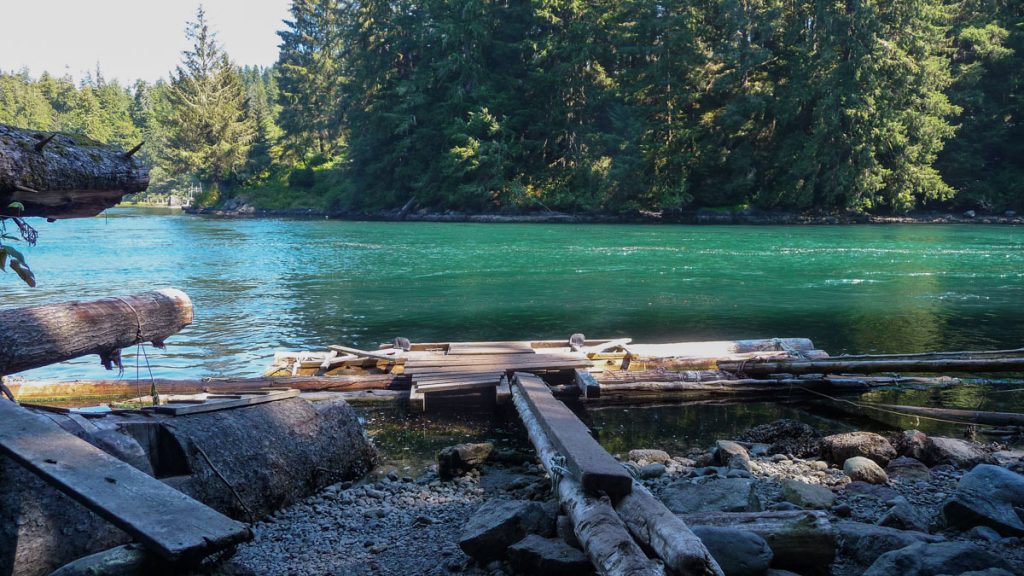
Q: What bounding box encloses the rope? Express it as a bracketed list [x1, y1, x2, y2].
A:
[194, 442, 256, 524]
[114, 296, 160, 406]
[548, 454, 570, 493]
[795, 385, 983, 427]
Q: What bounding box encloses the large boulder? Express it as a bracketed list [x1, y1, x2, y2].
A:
[691, 527, 773, 576]
[923, 437, 995, 469]
[660, 478, 762, 514]
[844, 457, 888, 484]
[507, 535, 592, 576]
[438, 442, 493, 480]
[821, 432, 896, 466]
[835, 522, 944, 567]
[737, 419, 822, 457]
[780, 479, 835, 510]
[862, 541, 1011, 576]
[713, 440, 751, 471]
[459, 500, 553, 562]
[941, 464, 1024, 536]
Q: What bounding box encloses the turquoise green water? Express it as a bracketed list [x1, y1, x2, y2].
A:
[3, 209, 1023, 383]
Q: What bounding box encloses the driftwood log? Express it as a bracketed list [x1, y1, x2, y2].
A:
[719, 356, 1024, 375]
[0, 289, 192, 375]
[0, 124, 149, 219]
[511, 382, 664, 575]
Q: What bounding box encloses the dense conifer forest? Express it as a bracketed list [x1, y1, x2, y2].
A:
[1, 1, 1021, 214]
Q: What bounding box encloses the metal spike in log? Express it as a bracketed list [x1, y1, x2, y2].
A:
[0, 289, 192, 375]
[33, 134, 56, 152]
[1, 123, 149, 219]
[123, 141, 144, 158]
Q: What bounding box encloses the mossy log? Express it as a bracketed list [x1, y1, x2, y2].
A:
[0, 123, 148, 219]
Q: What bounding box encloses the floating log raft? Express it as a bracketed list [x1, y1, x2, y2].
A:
[0, 289, 192, 376]
[0, 124, 149, 219]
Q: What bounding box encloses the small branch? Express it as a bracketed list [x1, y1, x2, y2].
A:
[34, 134, 56, 152]
[123, 141, 144, 159]
[14, 184, 39, 194]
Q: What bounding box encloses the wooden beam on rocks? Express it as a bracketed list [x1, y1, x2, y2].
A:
[510, 380, 664, 576]
[0, 124, 150, 219]
[0, 289, 192, 375]
[513, 372, 632, 498]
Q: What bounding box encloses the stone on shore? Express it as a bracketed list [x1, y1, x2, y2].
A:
[835, 521, 944, 567]
[780, 479, 835, 510]
[714, 440, 751, 470]
[886, 456, 931, 480]
[439, 443, 494, 480]
[660, 478, 762, 514]
[892, 430, 930, 461]
[691, 526, 773, 576]
[628, 448, 671, 465]
[862, 541, 1011, 576]
[843, 457, 889, 484]
[821, 432, 896, 466]
[877, 496, 930, 532]
[459, 499, 552, 562]
[941, 464, 1024, 536]
[737, 419, 822, 457]
[507, 535, 592, 576]
[923, 437, 995, 469]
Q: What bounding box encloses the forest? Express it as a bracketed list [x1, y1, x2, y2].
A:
[1, 0, 1021, 215]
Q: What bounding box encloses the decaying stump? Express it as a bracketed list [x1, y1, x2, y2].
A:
[0, 124, 149, 219]
[0, 289, 193, 375]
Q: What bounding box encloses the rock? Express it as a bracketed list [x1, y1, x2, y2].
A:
[639, 463, 666, 479]
[780, 479, 835, 510]
[660, 478, 761, 514]
[737, 419, 822, 457]
[966, 525, 1003, 543]
[892, 430, 930, 461]
[439, 443, 494, 480]
[714, 440, 750, 467]
[49, 544, 156, 576]
[835, 522, 945, 567]
[1006, 210, 1018, 218]
[877, 497, 929, 532]
[942, 464, 1024, 536]
[991, 449, 1024, 469]
[863, 541, 1010, 576]
[459, 500, 552, 562]
[964, 210, 977, 218]
[886, 456, 931, 480]
[844, 457, 889, 484]
[88, 429, 154, 476]
[507, 535, 592, 576]
[628, 449, 671, 465]
[832, 503, 852, 517]
[766, 571, 801, 576]
[690, 527, 773, 576]
[821, 432, 896, 466]
[923, 437, 994, 469]
[555, 515, 581, 550]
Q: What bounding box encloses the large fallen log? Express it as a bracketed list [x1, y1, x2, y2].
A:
[0, 124, 149, 219]
[511, 377, 663, 575]
[719, 356, 1024, 376]
[0, 290, 192, 375]
[856, 402, 1024, 426]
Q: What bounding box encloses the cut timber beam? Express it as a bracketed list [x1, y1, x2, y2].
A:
[0, 400, 251, 563]
[147, 389, 299, 415]
[327, 345, 399, 362]
[513, 372, 632, 498]
[0, 290, 192, 375]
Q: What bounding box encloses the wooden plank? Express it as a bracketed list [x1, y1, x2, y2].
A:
[405, 353, 587, 368]
[0, 401, 251, 562]
[328, 345, 400, 362]
[448, 342, 535, 355]
[413, 373, 504, 384]
[512, 373, 632, 498]
[149, 389, 299, 416]
[415, 380, 501, 393]
[406, 362, 589, 375]
[575, 369, 600, 399]
[384, 339, 620, 351]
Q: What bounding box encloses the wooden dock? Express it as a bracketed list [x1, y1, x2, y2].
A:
[0, 400, 251, 563]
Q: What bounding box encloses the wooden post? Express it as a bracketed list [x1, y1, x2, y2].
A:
[0, 289, 192, 375]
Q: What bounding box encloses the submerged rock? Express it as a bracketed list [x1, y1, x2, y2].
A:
[941, 464, 1024, 536]
[821, 432, 896, 466]
[660, 478, 762, 514]
[843, 457, 889, 484]
[862, 541, 1010, 576]
[691, 527, 772, 576]
[507, 535, 592, 576]
[459, 499, 552, 562]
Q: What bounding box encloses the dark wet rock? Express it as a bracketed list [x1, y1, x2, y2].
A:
[780, 479, 835, 510]
[459, 500, 552, 562]
[639, 463, 667, 479]
[507, 535, 592, 576]
[628, 449, 671, 465]
[737, 419, 822, 458]
[923, 437, 995, 469]
[862, 541, 1011, 576]
[943, 570, 1016, 576]
[941, 464, 1024, 536]
[835, 521, 945, 567]
[845, 481, 900, 501]
[892, 430, 930, 461]
[660, 478, 761, 514]
[766, 571, 801, 576]
[877, 496, 929, 532]
[439, 443, 494, 480]
[821, 432, 897, 466]
[714, 440, 750, 467]
[886, 456, 931, 480]
[844, 457, 889, 484]
[966, 525, 1003, 543]
[691, 527, 773, 576]
[832, 503, 852, 517]
[48, 544, 157, 576]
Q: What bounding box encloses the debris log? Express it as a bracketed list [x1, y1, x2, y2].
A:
[0, 289, 192, 375]
[718, 356, 1024, 375]
[0, 124, 149, 219]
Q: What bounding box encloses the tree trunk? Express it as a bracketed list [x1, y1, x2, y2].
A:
[0, 290, 192, 375]
[719, 357, 1024, 375]
[0, 124, 149, 219]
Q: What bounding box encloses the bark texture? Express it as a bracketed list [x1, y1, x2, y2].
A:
[0, 124, 149, 219]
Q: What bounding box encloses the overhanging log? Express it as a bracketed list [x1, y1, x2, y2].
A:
[0, 290, 192, 375]
[0, 124, 149, 219]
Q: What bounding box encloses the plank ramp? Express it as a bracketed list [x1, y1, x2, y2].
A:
[512, 372, 632, 497]
[0, 400, 251, 562]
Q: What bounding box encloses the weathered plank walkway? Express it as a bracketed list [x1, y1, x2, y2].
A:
[0, 400, 251, 563]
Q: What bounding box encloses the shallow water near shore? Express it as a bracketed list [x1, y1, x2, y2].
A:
[4, 208, 1024, 460]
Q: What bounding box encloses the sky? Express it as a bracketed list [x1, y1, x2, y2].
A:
[0, 0, 291, 84]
